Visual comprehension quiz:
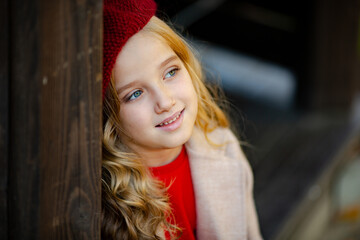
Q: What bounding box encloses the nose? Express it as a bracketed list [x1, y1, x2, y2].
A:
[154, 85, 175, 114]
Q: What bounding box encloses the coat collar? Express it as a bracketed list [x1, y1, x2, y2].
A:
[185, 127, 248, 239]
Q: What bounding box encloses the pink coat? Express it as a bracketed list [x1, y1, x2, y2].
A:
[185, 127, 263, 240]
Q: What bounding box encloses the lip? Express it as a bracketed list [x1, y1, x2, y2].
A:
[155, 109, 184, 131]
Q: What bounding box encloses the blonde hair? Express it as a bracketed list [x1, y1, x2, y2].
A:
[102, 16, 229, 239]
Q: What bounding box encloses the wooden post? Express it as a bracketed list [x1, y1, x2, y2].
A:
[7, 0, 102, 239]
[0, 0, 9, 238]
[309, 0, 360, 109]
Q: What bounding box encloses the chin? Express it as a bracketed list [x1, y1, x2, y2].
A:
[172, 130, 193, 147]
[162, 132, 192, 149]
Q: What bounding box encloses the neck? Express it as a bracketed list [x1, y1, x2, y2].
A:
[139, 145, 183, 167]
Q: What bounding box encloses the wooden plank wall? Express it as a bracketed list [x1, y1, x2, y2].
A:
[309, 0, 360, 110]
[0, 0, 9, 238]
[5, 0, 102, 239]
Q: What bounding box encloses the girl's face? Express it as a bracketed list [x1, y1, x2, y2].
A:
[113, 29, 198, 162]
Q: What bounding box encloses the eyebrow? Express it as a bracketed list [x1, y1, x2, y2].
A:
[159, 55, 178, 69]
[116, 80, 139, 95]
[116, 55, 179, 94]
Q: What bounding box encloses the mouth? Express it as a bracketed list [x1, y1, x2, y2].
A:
[156, 109, 184, 127]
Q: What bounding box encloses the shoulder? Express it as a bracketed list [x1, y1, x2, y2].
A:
[186, 127, 259, 239]
[186, 127, 245, 161]
[186, 126, 253, 186]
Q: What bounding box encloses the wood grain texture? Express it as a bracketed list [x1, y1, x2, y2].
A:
[8, 0, 42, 238]
[38, 0, 102, 239]
[310, 0, 360, 109]
[0, 0, 9, 238]
[8, 0, 102, 239]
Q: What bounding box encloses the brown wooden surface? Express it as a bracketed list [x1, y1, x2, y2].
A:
[0, 0, 9, 238]
[309, 0, 360, 109]
[8, 1, 42, 238]
[8, 0, 102, 239]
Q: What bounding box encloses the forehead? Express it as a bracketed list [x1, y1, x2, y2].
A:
[113, 30, 176, 84]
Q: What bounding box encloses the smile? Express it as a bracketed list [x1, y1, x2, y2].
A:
[156, 109, 184, 129]
[159, 111, 181, 126]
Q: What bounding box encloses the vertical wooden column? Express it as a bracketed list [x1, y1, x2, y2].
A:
[0, 0, 9, 238]
[8, 0, 41, 238]
[309, 0, 360, 109]
[8, 0, 102, 239]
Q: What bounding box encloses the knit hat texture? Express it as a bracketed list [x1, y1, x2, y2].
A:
[103, 0, 157, 98]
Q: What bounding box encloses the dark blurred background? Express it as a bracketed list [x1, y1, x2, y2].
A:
[156, 0, 360, 239]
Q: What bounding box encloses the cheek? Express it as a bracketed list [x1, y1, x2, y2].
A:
[180, 78, 198, 107]
[173, 70, 194, 97]
[118, 105, 148, 134]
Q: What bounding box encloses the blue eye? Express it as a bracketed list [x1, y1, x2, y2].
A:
[128, 90, 143, 101]
[164, 68, 178, 79]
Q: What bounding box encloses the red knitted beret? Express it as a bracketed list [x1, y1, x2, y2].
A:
[103, 0, 157, 98]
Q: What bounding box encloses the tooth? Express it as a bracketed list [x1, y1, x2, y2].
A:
[158, 111, 182, 126]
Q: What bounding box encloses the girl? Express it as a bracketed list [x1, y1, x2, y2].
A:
[102, 0, 263, 239]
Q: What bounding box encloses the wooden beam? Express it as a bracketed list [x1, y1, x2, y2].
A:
[8, 0, 102, 239]
[309, 0, 360, 109]
[0, 0, 9, 238]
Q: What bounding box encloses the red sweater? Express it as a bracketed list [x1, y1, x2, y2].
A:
[150, 146, 196, 240]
